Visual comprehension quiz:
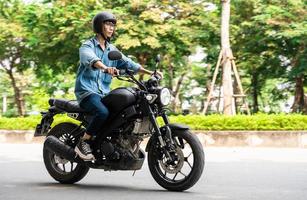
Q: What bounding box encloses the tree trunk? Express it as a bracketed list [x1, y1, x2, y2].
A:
[172, 72, 186, 112]
[7, 69, 26, 116]
[291, 75, 305, 113]
[221, 0, 234, 115]
[217, 84, 222, 113]
[168, 63, 174, 93]
[167, 62, 177, 112]
[290, 45, 305, 113]
[304, 95, 307, 114]
[137, 54, 148, 81]
[2, 94, 7, 114]
[200, 64, 212, 112]
[251, 71, 259, 113]
[173, 72, 186, 100]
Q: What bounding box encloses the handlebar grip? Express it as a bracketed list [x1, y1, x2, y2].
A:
[103, 68, 120, 76]
[118, 69, 126, 75]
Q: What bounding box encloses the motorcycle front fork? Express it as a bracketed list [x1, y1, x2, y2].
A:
[147, 107, 175, 162]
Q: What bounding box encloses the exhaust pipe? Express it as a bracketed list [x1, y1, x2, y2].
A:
[44, 136, 82, 163]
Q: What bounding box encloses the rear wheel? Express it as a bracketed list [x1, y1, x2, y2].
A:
[43, 122, 89, 184]
[148, 129, 205, 191]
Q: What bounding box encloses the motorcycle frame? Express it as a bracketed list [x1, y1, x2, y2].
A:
[34, 71, 191, 168]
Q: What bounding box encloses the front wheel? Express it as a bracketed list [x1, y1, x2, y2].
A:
[148, 129, 205, 191]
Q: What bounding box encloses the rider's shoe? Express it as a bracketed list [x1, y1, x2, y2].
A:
[75, 139, 95, 161]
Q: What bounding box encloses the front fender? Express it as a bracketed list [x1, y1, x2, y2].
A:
[165, 123, 190, 130]
[145, 123, 190, 152]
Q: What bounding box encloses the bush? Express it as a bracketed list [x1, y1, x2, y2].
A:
[165, 114, 307, 130]
[0, 114, 307, 131]
[0, 114, 80, 131]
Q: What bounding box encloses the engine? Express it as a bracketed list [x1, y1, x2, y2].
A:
[132, 117, 153, 137]
[100, 117, 153, 159]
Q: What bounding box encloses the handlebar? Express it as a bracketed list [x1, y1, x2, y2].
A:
[102, 68, 126, 76]
[106, 50, 162, 91]
[114, 69, 128, 77]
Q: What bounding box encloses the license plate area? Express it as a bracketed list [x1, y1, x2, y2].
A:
[34, 112, 54, 136]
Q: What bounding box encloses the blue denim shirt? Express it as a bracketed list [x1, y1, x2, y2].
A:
[74, 36, 141, 103]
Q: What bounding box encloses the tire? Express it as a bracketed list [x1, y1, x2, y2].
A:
[43, 122, 89, 184]
[148, 129, 205, 191]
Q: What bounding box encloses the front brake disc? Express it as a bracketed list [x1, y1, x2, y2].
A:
[159, 147, 184, 174]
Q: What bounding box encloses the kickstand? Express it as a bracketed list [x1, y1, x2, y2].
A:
[132, 170, 136, 176]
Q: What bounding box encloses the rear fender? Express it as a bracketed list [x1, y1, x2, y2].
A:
[34, 106, 63, 137]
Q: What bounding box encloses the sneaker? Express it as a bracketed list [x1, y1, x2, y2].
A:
[75, 139, 95, 161]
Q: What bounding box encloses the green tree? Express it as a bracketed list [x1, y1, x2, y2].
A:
[109, 0, 216, 111]
[22, 0, 97, 75]
[253, 0, 307, 113]
[229, 0, 306, 113]
[0, 0, 33, 116]
[21, 0, 217, 113]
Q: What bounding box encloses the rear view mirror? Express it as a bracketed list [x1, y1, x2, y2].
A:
[155, 54, 161, 63]
[108, 51, 122, 60]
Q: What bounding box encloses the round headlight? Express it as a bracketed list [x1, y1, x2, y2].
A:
[160, 88, 171, 106]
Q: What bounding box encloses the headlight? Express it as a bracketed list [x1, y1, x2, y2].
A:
[160, 88, 171, 106]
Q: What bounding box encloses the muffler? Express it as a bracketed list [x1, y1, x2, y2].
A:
[44, 135, 82, 163]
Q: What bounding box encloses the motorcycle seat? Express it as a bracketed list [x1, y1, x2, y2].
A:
[49, 98, 87, 113]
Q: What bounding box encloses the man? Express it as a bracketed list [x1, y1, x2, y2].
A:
[74, 11, 162, 160]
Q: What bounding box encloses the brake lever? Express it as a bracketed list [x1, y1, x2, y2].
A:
[151, 70, 161, 81]
[115, 75, 135, 84]
[113, 69, 131, 80]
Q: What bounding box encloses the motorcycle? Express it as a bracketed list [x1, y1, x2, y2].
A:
[34, 51, 205, 191]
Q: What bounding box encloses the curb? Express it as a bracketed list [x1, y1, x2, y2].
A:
[194, 131, 307, 148]
[0, 130, 42, 143]
[1, 130, 307, 148]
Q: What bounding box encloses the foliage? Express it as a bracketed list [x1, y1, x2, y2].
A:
[231, 0, 307, 113]
[21, 0, 97, 74]
[1, 114, 307, 131]
[0, 0, 306, 116]
[0, 0, 35, 116]
[165, 114, 307, 130]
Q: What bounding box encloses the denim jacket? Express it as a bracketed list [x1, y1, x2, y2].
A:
[74, 36, 141, 103]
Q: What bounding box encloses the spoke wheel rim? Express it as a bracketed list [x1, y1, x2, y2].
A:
[48, 132, 78, 174]
[155, 136, 195, 183]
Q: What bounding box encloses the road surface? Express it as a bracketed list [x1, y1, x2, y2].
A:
[1, 144, 307, 200]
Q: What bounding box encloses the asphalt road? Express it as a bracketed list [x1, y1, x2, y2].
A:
[1, 144, 307, 200]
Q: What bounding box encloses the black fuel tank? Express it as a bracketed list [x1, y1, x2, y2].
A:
[102, 87, 137, 113]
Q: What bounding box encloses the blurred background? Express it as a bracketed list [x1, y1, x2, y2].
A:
[0, 1, 307, 199]
[0, 0, 306, 131]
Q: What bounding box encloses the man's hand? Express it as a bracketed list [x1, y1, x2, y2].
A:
[93, 61, 119, 76]
[152, 70, 163, 79]
[156, 71, 164, 79]
[105, 67, 119, 76]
